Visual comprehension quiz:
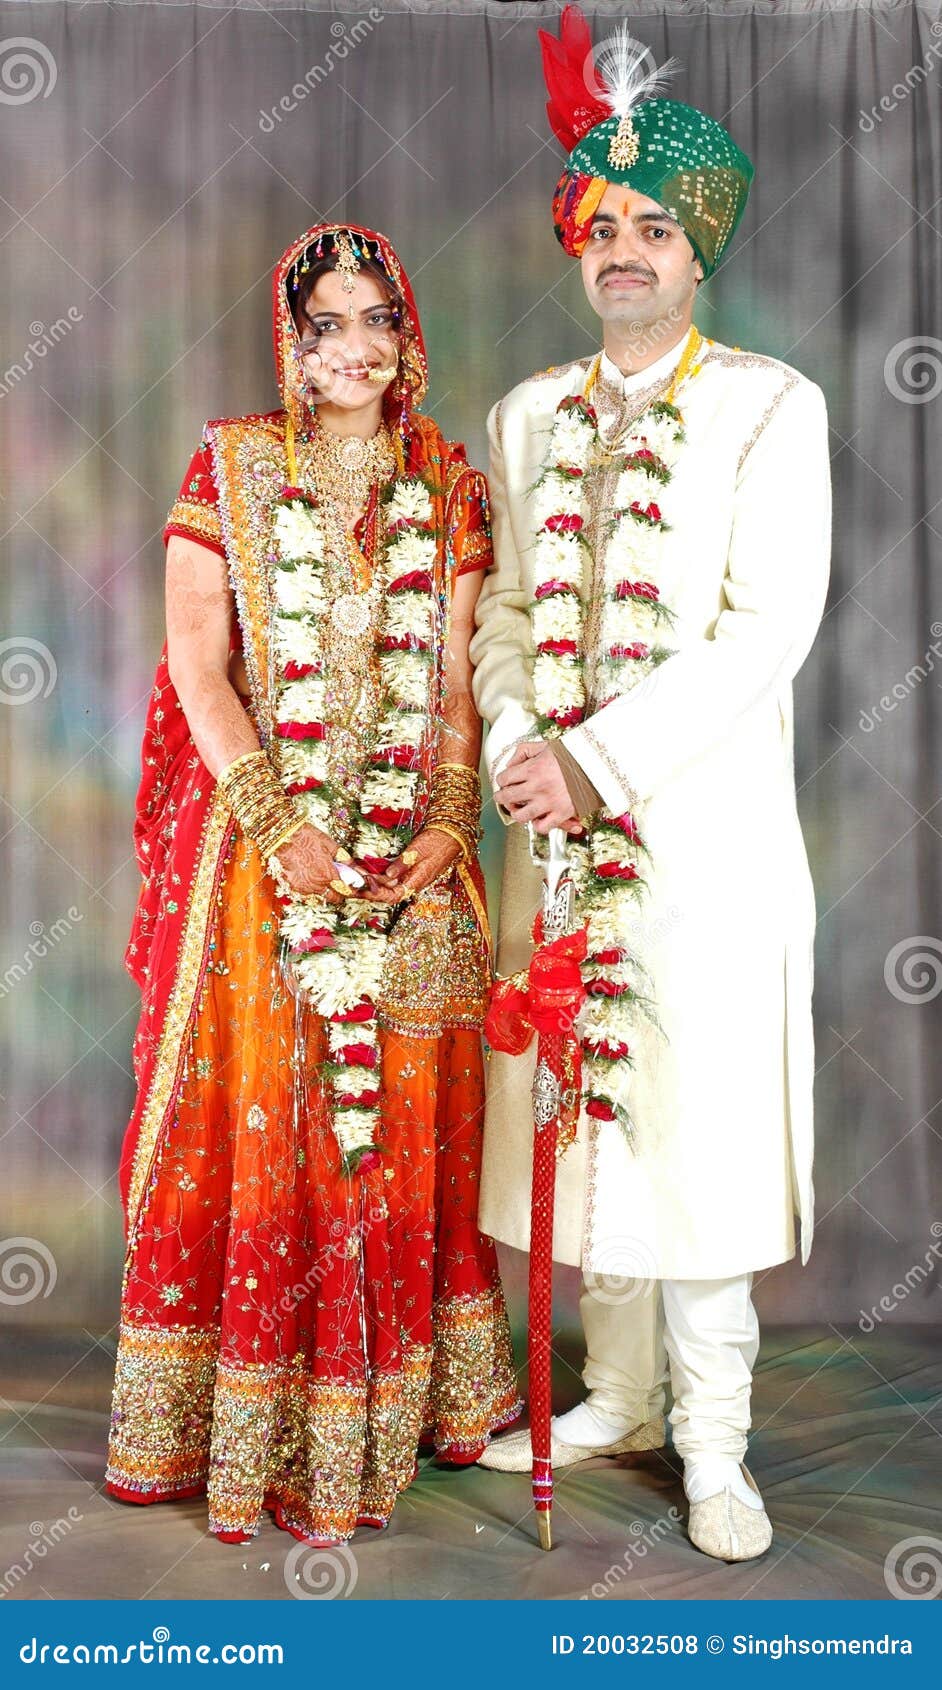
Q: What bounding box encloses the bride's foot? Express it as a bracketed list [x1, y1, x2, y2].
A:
[433, 1441, 486, 1468]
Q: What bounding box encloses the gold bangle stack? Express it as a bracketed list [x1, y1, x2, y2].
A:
[216, 750, 305, 859]
[424, 762, 481, 863]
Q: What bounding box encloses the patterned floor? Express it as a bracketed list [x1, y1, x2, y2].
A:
[1, 1325, 939, 1601]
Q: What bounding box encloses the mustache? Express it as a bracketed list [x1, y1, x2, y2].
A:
[597, 265, 655, 285]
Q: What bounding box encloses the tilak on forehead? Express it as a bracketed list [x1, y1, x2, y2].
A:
[541, 4, 754, 279]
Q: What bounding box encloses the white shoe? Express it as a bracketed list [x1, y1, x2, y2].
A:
[477, 1415, 665, 1473]
[686, 1463, 772, 1562]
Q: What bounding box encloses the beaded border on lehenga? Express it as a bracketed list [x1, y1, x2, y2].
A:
[106, 1287, 522, 1543]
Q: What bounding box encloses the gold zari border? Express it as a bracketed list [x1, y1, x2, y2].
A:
[106, 1289, 521, 1542]
[125, 789, 234, 1252]
[165, 498, 224, 547]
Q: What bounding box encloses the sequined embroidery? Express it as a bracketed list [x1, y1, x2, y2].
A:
[164, 500, 225, 550]
[106, 1292, 520, 1543]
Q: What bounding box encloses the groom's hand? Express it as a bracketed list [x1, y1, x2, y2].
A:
[494, 742, 583, 834]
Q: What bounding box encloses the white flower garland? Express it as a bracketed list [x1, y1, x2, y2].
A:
[529, 354, 699, 1136]
[268, 471, 438, 1170]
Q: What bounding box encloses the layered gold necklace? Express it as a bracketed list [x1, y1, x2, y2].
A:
[303, 419, 397, 531]
[288, 414, 398, 634]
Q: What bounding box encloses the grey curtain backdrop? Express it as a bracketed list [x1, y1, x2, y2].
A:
[1, 0, 941, 1340]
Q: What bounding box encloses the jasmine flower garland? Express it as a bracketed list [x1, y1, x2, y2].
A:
[529, 332, 703, 1136]
[267, 469, 439, 1171]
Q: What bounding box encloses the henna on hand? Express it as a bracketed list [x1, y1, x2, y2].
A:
[275, 824, 346, 901]
[166, 548, 233, 641]
[366, 828, 461, 905]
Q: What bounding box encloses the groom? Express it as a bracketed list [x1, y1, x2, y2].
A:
[470, 6, 832, 1562]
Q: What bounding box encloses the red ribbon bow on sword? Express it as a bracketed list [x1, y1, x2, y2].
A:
[484, 827, 588, 1551]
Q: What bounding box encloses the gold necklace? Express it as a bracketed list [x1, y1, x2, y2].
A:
[304, 418, 396, 529]
[281, 411, 410, 656]
[284, 414, 397, 642]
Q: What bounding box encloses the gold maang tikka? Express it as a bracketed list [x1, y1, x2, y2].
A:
[333, 229, 361, 317]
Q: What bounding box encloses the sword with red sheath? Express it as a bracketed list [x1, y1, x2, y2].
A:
[485, 824, 587, 1551]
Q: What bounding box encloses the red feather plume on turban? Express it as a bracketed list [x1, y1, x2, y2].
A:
[538, 4, 611, 153]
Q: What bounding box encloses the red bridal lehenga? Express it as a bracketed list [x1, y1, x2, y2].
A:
[105, 222, 521, 1545]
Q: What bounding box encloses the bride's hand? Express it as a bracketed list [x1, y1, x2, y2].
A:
[273, 824, 351, 902]
[366, 828, 461, 906]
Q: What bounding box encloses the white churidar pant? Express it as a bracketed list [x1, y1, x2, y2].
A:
[580, 1273, 760, 1461]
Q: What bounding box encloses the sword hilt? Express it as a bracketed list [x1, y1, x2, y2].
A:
[527, 824, 575, 938]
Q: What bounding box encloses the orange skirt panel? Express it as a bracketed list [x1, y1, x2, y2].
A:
[107, 828, 520, 1543]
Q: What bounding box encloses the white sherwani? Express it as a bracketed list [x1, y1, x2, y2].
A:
[470, 335, 832, 1281]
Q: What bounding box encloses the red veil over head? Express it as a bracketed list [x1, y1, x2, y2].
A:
[271, 222, 429, 439]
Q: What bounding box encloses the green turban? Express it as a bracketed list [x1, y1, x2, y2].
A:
[542, 8, 754, 278]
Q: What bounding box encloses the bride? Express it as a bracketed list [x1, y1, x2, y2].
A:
[106, 222, 520, 1546]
